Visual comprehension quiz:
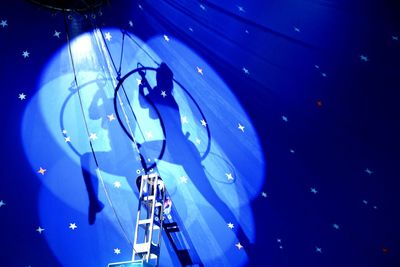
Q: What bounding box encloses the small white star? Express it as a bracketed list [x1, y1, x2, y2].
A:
[53, 30, 61, 38]
[237, 6, 245, 12]
[64, 136, 71, 142]
[277, 238, 282, 243]
[227, 222, 234, 229]
[373, 205, 378, 210]
[225, 173, 234, 181]
[360, 55, 369, 62]
[238, 123, 245, 132]
[36, 226, 45, 234]
[114, 248, 121, 254]
[281, 115, 288, 122]
[89, 133, 97, 140]
[19, 93, 26, 100]
[188, 27, 194, 32]
[310, 187, 318, 194]
[69, 223, 77, 230]
[146, 131, 153, 139]
[199, 4, 206, 10]
[392, 35, 398, 41]
[161, 91, 167, 98]
[290, 149, 295, 154]
[365, 168, 373, 175]
[129, 20, 133, 27]
[105, 32, 112, 41]
[138, 4, 143, 10]
[62, 129, 68, 134]
[362, 200, 368, 205]
[181, 116, 188, 124]
[261, 192, 267, 198]
[242, 67, 249, 74]
[235, 242, 243, 250]
[136, 78, 142, 85]
[195, 138, 201, 144]
[107, 114, 116, 121]
[333, 223, 340, 230]
[293, 27, 301, 32]
[196, 66, 203, 75]
[315, 247, 322, 253]
[0, 20, 8, 27]
[114, 181, 121, 188]
[180, 176, 188, 184]
[0, 200, 5, 207]
[22, 50, 30, 58]
[163, 34, 170, 42]
[321, 72, 327, 77]
[315, 65, 320, 69]
[200, 119, 207, 127]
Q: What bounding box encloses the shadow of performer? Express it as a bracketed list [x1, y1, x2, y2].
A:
[81, 78, 139, 225]
[138, 63, 251, 252]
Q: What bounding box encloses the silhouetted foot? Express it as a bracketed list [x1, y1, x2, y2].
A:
[88, 200, 104, 225]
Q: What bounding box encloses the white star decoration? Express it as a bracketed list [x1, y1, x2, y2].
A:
[64, 136, 71, 142]
[235, 242, 243, 250]
[365, 168, 373, 175]
[200, 119, 207, 127]
[107, 114, 116, 121]
[161, 91, 167, 98]
[181, 116, 188, 124]
[136, 78, 142, 85]
[196, 66, 203, 75]
[53, 30, 61, 38]
[62, 129, 68, 134]
[282, 115, 288, 122]
[36, 226, 45, 234]
[129, 20, 133, 27]
[333, 223, 340, 230]
[69, 223, 77, 230]
[237, 6, 245, 12]
[19, 93, 26, 100]
[105, 32, 112, 41]
[225, 173, 234, 181]
[238, 123, 245, 132]
[114, 181, 121, 188]
[0, 20, 8, 27]
[315, 247, 322, 253]
[180, 176, 188, 184]
[0, 200, 5, 207]
[242, 67, 249, 74]
[163, 34, 170, 42]
[22, 50, 30, 58]
[89, 133, 97, 140]
[311, 187, 318, 194]
[195, 138, 201, 144]
[261, 192, 267, 198]
[360, 55, 369, 62]
[114, 248, 121, 254]
[146, 131, 153, 139]
[227, 222, 234, 229]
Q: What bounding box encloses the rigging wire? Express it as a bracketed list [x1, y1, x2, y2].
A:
[62, 10, 133, 248]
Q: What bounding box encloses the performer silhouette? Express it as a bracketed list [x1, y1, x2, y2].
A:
[137, 63, 251, 250]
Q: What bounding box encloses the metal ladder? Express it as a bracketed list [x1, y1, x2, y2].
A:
[132, 173, 166, 266]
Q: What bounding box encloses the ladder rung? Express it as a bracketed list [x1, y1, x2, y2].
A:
[142, 195, 155, 201]
[134, 242, 161, 255]
[138, 218, 152, 225]
[134, 243, 150, 253]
